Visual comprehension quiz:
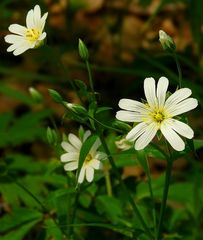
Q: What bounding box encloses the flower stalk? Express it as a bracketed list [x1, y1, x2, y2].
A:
[156, 144, 173, 240]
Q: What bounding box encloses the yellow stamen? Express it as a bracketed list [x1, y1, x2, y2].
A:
[152, 111, 165, 123]
[25, 28, 40, 42]
[84, 154, 92, 164]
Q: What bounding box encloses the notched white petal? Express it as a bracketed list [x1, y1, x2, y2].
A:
[86, 167, 94, 182]
[135, 123, 158, 150]
[168, 98, 198, 117]
[161, 122, 185, 151]
[116, 110, 142, 122]
[64, 161, 78, 171]
[118, 98, 147, 112]
[144, 77, 157, 108]
[8, 24, 26, 36]
[68, 133, 82, 150]
[168, 119, 194, 139]
[165, 88, 192, 109]
[157, 76, 169, 107]
[126, 122, 147, 141]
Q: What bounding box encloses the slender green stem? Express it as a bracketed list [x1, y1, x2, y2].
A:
[145, 156, 157, 238]
[69, 187, 80, 238]
[87, 114, 123, 133]
[99, 133, 153, 239]
[15, 179, 47, 212]
[173, 53, 182, 87]
[104, 167, 113, 196]
[86, 60, 96, 102]
[156, 145, 173, 240]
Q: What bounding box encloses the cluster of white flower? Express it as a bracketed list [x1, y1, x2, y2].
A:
[5, 5, 48, 56]
[4, 5, 198, 184]
[60, 130, 106, 183]
[116, 77, 198, 151]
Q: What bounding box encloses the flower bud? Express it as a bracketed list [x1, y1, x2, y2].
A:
[48, 89, 63, 103]
[47, 127, 58, 145]
[29, 87, 43, 103]
[159, 30, 176, 52]
[67, 103, 88, 116]
[78, 39, 89, 61]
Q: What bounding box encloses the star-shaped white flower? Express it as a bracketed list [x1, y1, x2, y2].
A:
[116, 77, 198, 151]
[4, 5, 48, 56]
[61, 130, 106, 183]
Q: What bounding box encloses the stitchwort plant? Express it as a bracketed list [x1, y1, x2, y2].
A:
[1, 4, 202, 240]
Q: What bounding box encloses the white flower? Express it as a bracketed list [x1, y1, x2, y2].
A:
[4, 5, 48, 56]
[60, 131, 106, 183]
[116, 77, 198, 151]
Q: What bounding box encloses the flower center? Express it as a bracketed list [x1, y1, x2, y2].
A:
[152, 110, 165, 123]
[25, 28, 40, 42]
[84, 153, 92, 164]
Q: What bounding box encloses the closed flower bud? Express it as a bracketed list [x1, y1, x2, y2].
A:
[67, 103, 88, 116]
[29, 87, 43, 103]
[159, 30, 176, 52]
[48, 89, 63, 103]
[78, 39, 89, 61]
[47, 127, 58, 145]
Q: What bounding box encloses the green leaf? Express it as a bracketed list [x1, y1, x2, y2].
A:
[0, 207, 42, 233]
[0, 110, 51, 147]
[95, 195, 123, 224]
[0, 219, 41, 240]
[113, 149, 139, 167]
[76, 134, 98, 181]
[44, 218, 63, 240]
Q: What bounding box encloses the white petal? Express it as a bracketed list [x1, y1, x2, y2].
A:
[7, 44, 17, 52]
[168, 98, 198, 117]
[34, 5, 41, 21]
[90, 138, 101, 154]
[126, 122, 148, 141]
[89, 159, 101, 169]
[61, 141, 77, 152]
[4, 34, 25, 44]
[83, 130, 91, 142]
[8, 24, 26, 36]
[86, 167, 94, 182]
[64, 161, 78, 171]
[39, 12, 48, 30]
[135, 123, 158, 150]
[13, 45, 31, 55]
[78, 167, 85, 183]
[118, 99, 148, 112]
[160, 122, 185, 151]
[144, 77, 158, 108]
[165, 88, 192, 109]
[116, 110, 144, 122]
[33, 5, 42, 29]
[60, 152, 79, 162]
[165, 119, 194, 139]
[26, 9, 34, 28]
[38, 32, 46, 41]
[68, 133, 82, 150]
[157, 77, 168, 107]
